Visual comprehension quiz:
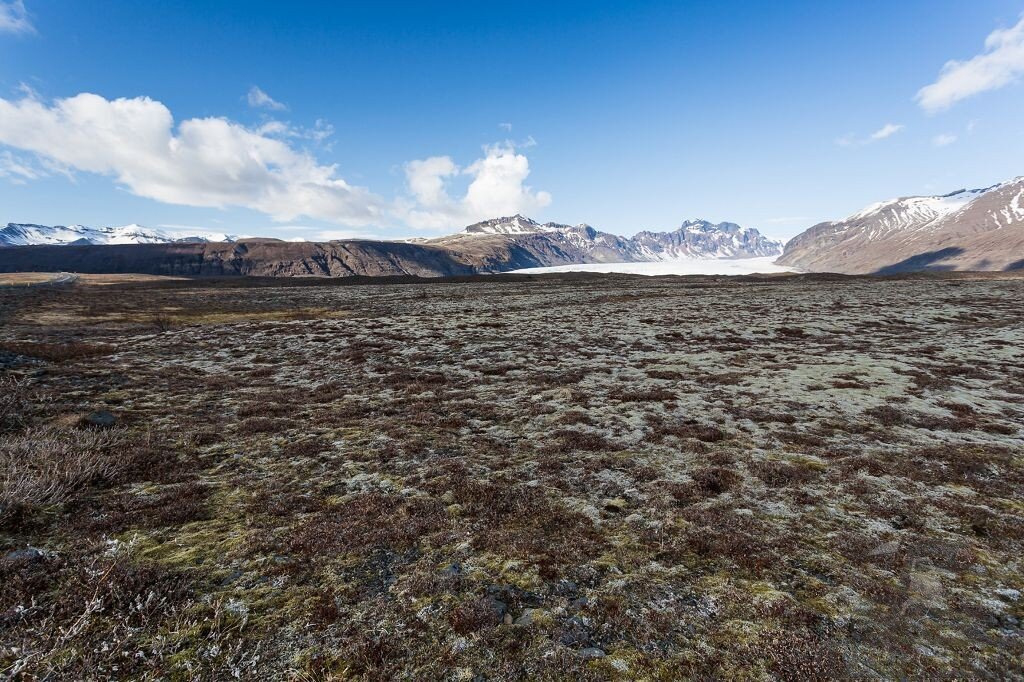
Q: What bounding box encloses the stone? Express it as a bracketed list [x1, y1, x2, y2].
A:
[485, 597, 507, 620]
[83, 410, 116, 429]
[441, 562, 463, 577]
[579, 647, 606, 660]
[5, 547, 45, 562]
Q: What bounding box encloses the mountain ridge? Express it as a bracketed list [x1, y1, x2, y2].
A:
[778, 177, 1024, 273]
[0, 223, 239, 247]
[0, 216, 783, 278]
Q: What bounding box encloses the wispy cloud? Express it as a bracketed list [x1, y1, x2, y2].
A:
[0, 150, 41, 183]
[917, 15, 1024, 112]
[255, 118, 334, 144]
[498, 122, 513, 132]
[870, 123, 904, 140]
[0, 0, 34, 34]
[932, 133, 957, 147]
[836, 123, 904, 147]
[247, 85, 288, 111]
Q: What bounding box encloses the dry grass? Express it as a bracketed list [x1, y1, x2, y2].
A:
[0, 426, 126, 525]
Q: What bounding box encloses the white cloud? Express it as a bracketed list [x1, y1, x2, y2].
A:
[499, 122, 513, 132]
[870, 123, 904, 140]
[932, 133, 957, 147]
[0, 150, 40, 183]
[836, 123, 904, 147]
[0, 0, 33, 34]
[917, 15, 1024, 113]
[398, 142, 553, 230]
[255, 117, 334, 144]
[0, 92, 385, 225]
[247, 86, 287, 111]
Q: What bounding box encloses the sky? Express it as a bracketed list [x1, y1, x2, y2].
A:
[1, 0, 1023, 242]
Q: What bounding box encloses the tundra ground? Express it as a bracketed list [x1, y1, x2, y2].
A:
[1, 272, 1023, 679]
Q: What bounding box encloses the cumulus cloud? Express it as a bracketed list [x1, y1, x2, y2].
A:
[0, 92, 384, 225]
[836, 123, 904, 147]
[398, 143, 553, 230]
[932, 133, 958, 147]
[247, 86, 287, 111]
[917, 15, 1024, 113]
[0, 0, 33, 34]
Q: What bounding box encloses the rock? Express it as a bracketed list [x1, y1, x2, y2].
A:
[219, 569, 244, 586]
[555, 579, 579, 596]
[485, 597, 507, 620]
[559, 615, 592, 646]
[502, 613, 514, 625]
[4, 547, 45, 562]
[579, 647, 606, 660]
[82, 410, 116, 429]
[441, 562, 463, 577]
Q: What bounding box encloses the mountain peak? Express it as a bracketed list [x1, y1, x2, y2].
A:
[0, 223, 238, 247]
[463, 215, 545, 235]
[779, 175, 1024, 273]
[457, 215, 781, 260]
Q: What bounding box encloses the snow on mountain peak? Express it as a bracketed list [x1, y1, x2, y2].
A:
[0, 223, 238, 247]
[463, 215, 547, 235]
[844, 184, 999, 230]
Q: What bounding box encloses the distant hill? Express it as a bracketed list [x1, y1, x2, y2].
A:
[778, 177, 1024, 274]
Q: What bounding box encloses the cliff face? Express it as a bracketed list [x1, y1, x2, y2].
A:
[0, 239, 480, 278]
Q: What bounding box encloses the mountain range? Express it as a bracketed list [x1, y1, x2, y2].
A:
[2, 175, 1021, 276]
[0, 216, 783, 277]
[0, 223, 238, 247]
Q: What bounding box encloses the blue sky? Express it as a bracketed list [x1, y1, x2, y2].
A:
[1, 0, 1023, 241]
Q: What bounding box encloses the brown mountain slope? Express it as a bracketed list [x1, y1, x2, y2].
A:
[778, 178, 1024, 274]
[0, 239, 479, 278]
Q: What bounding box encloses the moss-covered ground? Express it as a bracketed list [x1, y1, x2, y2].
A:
[1, 272, 1022, 679]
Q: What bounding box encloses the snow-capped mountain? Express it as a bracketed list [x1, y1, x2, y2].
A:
[778, 177, 1024, 273]
[632, 220, 783, 259]
[463, 215, 568, 235]
[454, 214, 781, 262]
[0, 223, 238, 247]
